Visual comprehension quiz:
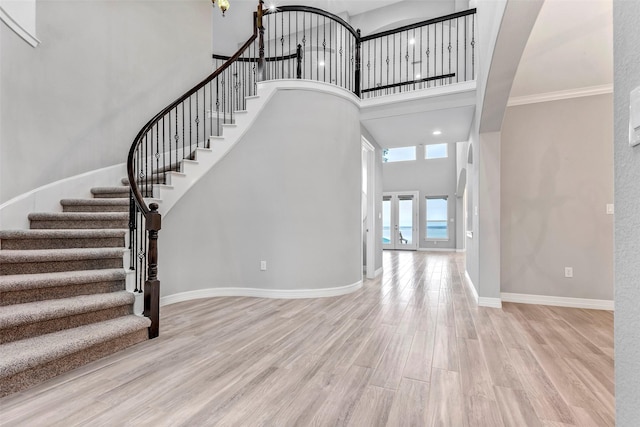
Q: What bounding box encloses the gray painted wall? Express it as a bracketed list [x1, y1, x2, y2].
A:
[160, 89, 362, 296]
[614, 1, 640, 423]
[361, 125, 384, 273]
[0, 0, 212, 203]
[501, 94, 614, 300]
[466, 0, 542, 301]
[382, 143, 458, 250]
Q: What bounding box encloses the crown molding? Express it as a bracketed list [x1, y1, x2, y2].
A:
[507, 84, 613, 107]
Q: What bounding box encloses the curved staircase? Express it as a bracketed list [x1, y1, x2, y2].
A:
[0, 182, 152, 397]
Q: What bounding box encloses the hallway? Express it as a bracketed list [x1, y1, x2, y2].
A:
[0, 251, 614, 426]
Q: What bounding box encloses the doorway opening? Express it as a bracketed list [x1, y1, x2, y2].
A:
[382, 191, 419, 251]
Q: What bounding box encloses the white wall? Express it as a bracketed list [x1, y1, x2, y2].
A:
[159, 88, 362, 297]
[613, 1, 640, 422]
[382, 143, 458, 250]
[0, 0, 212, 204]
[501, 94, 613, 301]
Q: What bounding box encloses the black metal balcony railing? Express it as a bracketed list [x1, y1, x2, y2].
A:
[128, 2, 477, 339]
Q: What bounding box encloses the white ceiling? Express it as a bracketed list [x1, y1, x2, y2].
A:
[510, 0, 613, 98]
[363, 105, 475, 148]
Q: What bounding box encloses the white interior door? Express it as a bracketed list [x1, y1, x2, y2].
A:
[382, 191, 418, 250]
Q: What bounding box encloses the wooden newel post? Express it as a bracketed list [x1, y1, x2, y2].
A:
[296, 44, 303, 79]
[144, 203, 161, 339]
[355, 29, 362, 97]
[257, 0, 266, 81]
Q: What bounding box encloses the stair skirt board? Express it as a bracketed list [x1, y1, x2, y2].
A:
[0, 163, 126, 230]
[160, 281, 363, 306]
[0, 328, 148, 397]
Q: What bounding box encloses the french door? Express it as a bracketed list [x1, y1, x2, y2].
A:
[382, 191, 419, 250]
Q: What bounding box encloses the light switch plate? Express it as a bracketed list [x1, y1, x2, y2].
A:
[606, 204, 614, 215]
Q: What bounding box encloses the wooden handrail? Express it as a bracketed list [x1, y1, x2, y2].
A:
[361, 73, 456, 94]
[360, 9, 477, 42]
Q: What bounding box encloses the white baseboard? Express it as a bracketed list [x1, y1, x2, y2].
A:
[375, 267, 383, 277]
[418, 248, 455, 252]
[464, 271, 502, 308]
[478, 297, 503, 308]
[465, 271, 479, 304]
[501, 293, 614, 311]
[160, 280, 363, 307]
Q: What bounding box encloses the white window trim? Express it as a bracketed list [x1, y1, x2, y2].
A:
[425, 196, 449, 241]
[425, 143, 448, 160]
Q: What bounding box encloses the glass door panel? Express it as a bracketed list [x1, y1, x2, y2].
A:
[382, 192, 418, 250]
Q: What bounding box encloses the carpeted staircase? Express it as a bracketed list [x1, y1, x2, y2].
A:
[0, 181, 152, 397]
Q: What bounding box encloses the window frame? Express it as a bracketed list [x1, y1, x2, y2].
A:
[425, 143, 448, 160]
[383, 146, 417, 163]
[425, 196, 449, 241]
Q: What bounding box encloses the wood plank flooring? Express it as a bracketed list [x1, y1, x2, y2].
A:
[0, 251, 614, 426]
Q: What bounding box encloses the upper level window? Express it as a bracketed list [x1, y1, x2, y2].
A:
[425, 143, 448, 159]
[383, 146, 416, 163]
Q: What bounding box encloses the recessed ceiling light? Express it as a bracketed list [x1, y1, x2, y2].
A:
[433, 130, 442, 135]
[415, 74, 421, 79]
[269, 4, 276, 10]
[409, 39, 415, 45]
[319, 61, 325, 67]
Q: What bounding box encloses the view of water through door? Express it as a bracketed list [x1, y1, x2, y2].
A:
[382, 191, 418, 250]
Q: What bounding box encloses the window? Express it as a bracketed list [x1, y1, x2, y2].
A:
[426, 196, 448, 239]
[425, 143, 448, 159]
[383, 146, 416, 162]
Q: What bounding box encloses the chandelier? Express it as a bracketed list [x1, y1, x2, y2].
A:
[212, 0, 230, 16]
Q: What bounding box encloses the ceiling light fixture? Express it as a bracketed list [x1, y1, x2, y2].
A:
[212, 0, 230, 16]
[433, 130, 442, 135]
[409, 39, 415, 45]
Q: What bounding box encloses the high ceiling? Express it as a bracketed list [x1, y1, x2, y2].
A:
[510, 0, 613, 98]
[213, 0, 613, 149]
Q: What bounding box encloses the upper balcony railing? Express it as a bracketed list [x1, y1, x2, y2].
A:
[213, 6, 476, 99]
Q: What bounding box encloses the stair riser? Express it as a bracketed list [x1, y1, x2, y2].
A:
[1, 237, 125, 250]
[0, 328, 148, 398]
[92, 192, 129, 199]
[30, 220, 128, 229]
[62, 205, 129, 213]
[0, 281, 126, 306]
[0, 258, 123, 276]
[0, 305, 133, 345]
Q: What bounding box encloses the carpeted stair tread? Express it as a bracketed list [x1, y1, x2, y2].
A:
[90, 187, 129, 195]
[28, 212, 128, 221]
[0, 268, 126, 292]
[0, 247, 124, 264]
[60, 199, 129, 212]
[28, 212, 128, 229]
[121, 175, 166, 186]
[0, 315, 151, 380]
[0, 229, 126, 240]
[0, 291, 134, 329]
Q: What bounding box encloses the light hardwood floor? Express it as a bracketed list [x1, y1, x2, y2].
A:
[0, 251, 614, 426]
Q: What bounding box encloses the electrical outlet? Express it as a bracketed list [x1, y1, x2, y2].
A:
[564, 267, 573, 278]
[260, 261, 267, 271]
